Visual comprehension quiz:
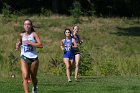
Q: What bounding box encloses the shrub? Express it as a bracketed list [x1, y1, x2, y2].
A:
[8, 51, 20, 74]
[48, 56, 65, 75]
[78, 43, 93, 76]
[70, 1, 82, 23]
[99, 60, 119, 76]
[2, 3, 11, 18]
[41, 8, 52, 17]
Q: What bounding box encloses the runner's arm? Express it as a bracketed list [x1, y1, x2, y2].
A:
[16, 33, 22, 50]
[72, 38, 77, 48]
[60, 39, 64, 51]
[24, 32, 43, 48]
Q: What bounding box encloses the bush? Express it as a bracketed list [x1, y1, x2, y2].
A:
[8, 51, 20, 74]
[78, 43, 93, 76]
[41, 8, 52, 17]
[70, 1, 82, 23]
[2, 3, 11, 18]
[47, 43, 93, 76]
[99, 60, 119, 76]
[48, 56, 65, 75]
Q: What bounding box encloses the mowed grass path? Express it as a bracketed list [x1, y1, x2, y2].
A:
[0, 75, 140, 93]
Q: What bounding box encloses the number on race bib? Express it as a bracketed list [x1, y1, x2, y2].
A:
[65, 45, 71, 51]
[23, 45, 33, 52]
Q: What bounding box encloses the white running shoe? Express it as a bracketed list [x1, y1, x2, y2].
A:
[68, 79, 72, 82]
[32, 87, 38, 93]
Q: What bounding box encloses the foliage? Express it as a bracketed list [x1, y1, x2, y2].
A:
[89, 3, 96, 16]
[99, 60, 119, 76]
[2, 3, 11, 18]
[0, 52, 4, 77]
[41, 8, 52, 17]
[70, 1, 82, 23]
[48, 56, 65, 75]
[0, 16, 140, 77]
[1, 0, 140, 17]
[1, 3, 12, 24]
[0, 54, 3, 62]
[8, 51, 19, 73]
[78, 44, 93, 76]
[47, 43, 93, 76]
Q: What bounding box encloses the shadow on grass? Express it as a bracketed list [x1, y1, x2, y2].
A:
[78, 76, 105, 82]
[111, 26, 140, 36]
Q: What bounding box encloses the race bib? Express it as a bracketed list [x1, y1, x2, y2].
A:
[23, 45, 33, 52]
[65, 44, 71, 51]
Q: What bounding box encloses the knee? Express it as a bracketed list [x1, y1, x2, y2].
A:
[66, 66, 70, 70]
[22, 75, 29, 81]
[75, 64, 79, 68]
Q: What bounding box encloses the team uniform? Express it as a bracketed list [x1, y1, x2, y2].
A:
[71, 34, 80, 54]
[20, 32, 38, 64]
[63, 38, 75, 60]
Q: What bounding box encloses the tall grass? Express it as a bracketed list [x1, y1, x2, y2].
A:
[0, 15, 140, 77]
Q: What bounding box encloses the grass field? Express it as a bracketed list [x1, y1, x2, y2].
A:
[0, 15, 140, 93]
[0, 75, 140, 93]
[0, 16, 140, 76]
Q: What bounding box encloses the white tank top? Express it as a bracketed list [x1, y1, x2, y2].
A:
[21, 32, 38, 58]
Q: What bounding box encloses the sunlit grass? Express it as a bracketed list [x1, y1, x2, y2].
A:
[0, 15, 140, 76]
[0, 76, 140, 93]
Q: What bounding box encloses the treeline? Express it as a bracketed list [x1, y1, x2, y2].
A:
[0, 0, 140, 17]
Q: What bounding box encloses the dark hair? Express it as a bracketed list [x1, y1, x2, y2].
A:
[64, 28, 72, 34]
[22, 19, 35, 33]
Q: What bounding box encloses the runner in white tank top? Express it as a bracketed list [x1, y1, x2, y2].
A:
[21, 32, 37, 58]
[16, 19, 43, 93]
